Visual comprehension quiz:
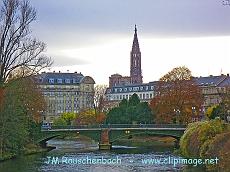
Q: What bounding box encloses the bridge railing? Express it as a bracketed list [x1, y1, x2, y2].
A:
[42, 124, 186, 130]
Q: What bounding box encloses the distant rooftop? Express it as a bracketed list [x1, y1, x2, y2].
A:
[37, 71, 95, 85]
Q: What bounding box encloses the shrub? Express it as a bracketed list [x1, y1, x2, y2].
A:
[202, 132, 230, 171]
[180, 119, 225, 158]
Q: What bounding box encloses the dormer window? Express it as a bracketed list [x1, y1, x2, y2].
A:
[65, 79, 71, 83]
[57, 79, 62, 84]
[49, 78, 54, 84]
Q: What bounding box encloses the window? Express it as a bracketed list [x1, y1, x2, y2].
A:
[65, 79, 71, 83]
[146, 94, 149, 99]
[49, 78, 54, 84]
[57, 79, 62, 84]
[150, 94, 153, 98]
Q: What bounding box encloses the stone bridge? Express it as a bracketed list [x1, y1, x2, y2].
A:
[40, 124, 186, 150]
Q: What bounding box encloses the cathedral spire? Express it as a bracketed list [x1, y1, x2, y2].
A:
[130, 25, 143, 84]
[132, 25, 140, 52]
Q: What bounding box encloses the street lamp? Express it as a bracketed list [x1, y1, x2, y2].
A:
[192, 106, 196, 122]
[174, 109, 180, 124]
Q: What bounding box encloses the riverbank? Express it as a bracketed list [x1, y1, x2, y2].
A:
[0, 143, 52, 162]
[114, 135, 176, 147]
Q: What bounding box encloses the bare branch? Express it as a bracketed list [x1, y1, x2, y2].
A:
[0, 0, 52, 85]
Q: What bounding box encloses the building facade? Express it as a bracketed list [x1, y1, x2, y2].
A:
[37, 72, 95, 123]
[194, 74, 230, 110]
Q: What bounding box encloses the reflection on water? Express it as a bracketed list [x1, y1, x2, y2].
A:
[0, 139, 206, 172]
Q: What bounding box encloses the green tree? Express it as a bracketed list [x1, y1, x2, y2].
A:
[106, 94, 153, 124]
[61, 112, 76, 125]
[53, 112, 76, 126]
[53, 118, 67, 126]
[136, 102, 153, 123]
[0, 80, 28, 158]
[128, 93, 140, 106]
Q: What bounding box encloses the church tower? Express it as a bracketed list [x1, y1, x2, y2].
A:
[130, 25, 143, 84]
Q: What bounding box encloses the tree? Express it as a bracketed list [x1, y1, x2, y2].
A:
[206, 87, 230, 121]
[206, 105, 218, 120]
[219, 86, 230, 122]
[150, 66, 203, 124]
[94, 85, 107, 114]
[75, 109, 97, 125]
[0, 0, 52, 86]
[61, 112, 76, 125]
[53, 117, 67, 126]
[106, 94, 153, 124]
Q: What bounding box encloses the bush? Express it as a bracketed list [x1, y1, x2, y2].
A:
[180, 119, 230, 171]
[202, 132, 230, 171]
[180, 119, 225, 158]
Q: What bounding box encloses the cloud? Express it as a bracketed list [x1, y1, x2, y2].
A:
[49, 55, 90, 67]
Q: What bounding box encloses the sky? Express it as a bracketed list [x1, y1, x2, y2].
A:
[29, 0, 230, 85]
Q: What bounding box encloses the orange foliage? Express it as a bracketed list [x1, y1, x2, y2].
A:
[150, 80, 203, 124]
[96, 112, 106, 124]
[150, 67, 203, 124]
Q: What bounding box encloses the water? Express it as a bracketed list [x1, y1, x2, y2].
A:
[0, 139, 205, 172]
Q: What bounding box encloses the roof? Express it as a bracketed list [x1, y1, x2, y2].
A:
[219, 76, 230, 87]
[37, 72, 95, 85]
[193, 75, 228, 86]
[106, 75, 230, 94]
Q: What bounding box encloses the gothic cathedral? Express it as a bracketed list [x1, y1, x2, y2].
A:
[109, 25, 143, 87]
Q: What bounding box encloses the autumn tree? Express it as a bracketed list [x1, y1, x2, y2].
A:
[150, 66, 203, 124]
[0, 77, 46, 158]
[94, 85, 107, 114]
[0, 0, 52, 86]
[75, 109, 97, 125]
[207, 86, 230, 121]
[53, 113, 76, 126]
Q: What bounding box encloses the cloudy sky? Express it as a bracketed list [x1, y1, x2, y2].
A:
[30, 0, 230, 85]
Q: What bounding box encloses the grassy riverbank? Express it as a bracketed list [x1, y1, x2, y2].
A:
[114, 135, 176, 147]
[179, 119, 230, 171]
[0, 143, 51, 162]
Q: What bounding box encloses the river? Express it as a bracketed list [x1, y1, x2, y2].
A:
[0, 138, 206, 172]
